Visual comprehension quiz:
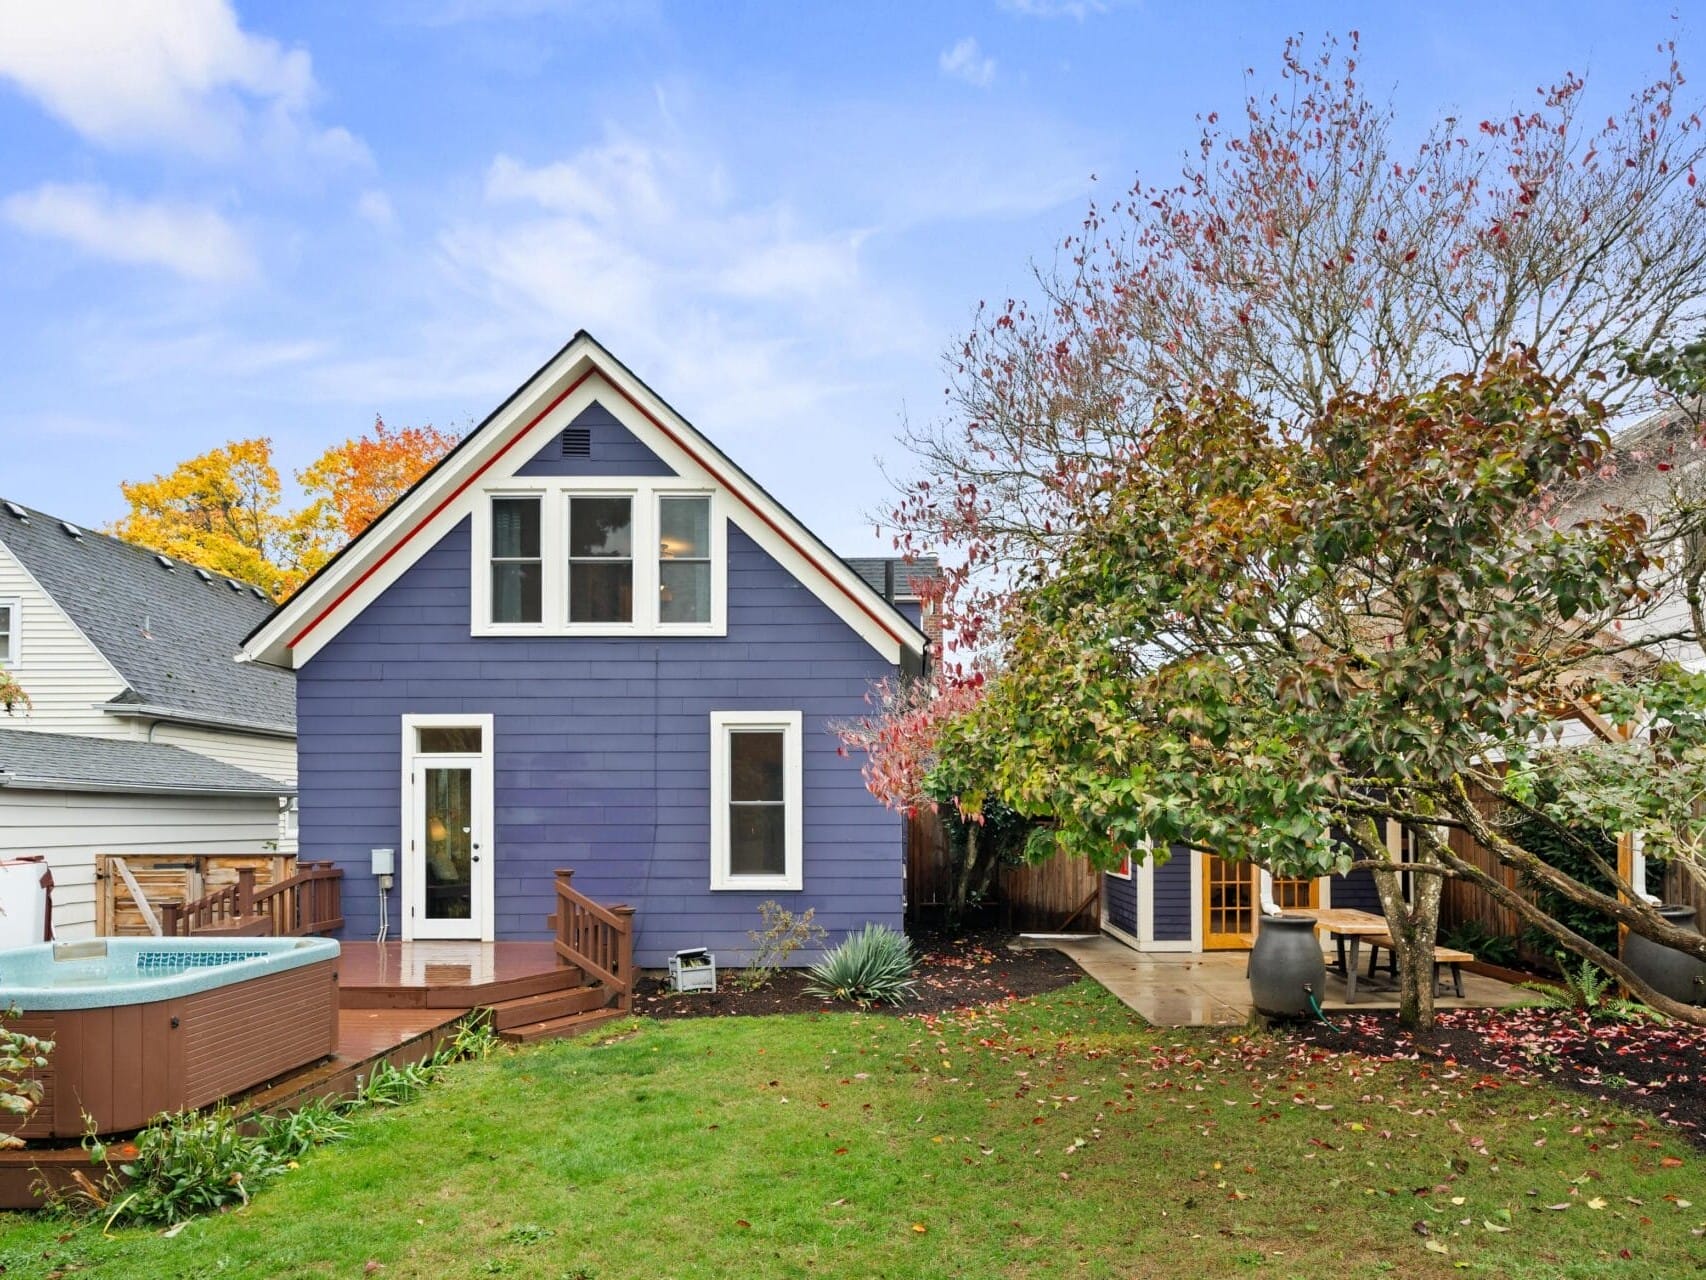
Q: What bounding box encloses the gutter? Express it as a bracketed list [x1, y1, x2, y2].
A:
[99, 703, 296, 740]
[0, 774, 294, 799]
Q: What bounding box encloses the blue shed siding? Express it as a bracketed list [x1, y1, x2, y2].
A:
[296, 515, 901, 966]
[1102, 872, 1136, 937]
[1332, 867, 1383, 914]
[1152, 846, 1193, 942]
[515, 402, 678, 477]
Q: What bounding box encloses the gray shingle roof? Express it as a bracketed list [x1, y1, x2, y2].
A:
[0, 499, 294, 733]
[841, 556, 943, 601]
[0, 727, 293, 796]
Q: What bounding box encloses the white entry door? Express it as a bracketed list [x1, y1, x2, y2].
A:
[402, 715, 494, 941]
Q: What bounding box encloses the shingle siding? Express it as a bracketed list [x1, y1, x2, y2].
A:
[296, 515, 902, 965]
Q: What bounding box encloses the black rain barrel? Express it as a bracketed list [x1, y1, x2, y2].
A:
[1622, 904, 1706, 1006]
[1249, 914, 1326, 1018]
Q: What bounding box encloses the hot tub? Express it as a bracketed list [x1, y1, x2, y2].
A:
[1, 937, 341, 1139]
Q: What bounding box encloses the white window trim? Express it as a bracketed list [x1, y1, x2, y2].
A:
[400, 712, 496, 943]
[0, 596, 18, 667]
[709, 710, 803, 891]
[471, 488, 553, 635]
[471, 478, 726, 637]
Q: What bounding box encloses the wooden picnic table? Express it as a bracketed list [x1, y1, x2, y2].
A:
[1284, 907, 1390, 1002]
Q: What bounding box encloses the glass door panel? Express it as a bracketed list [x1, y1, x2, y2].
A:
[1203, 854, 1256, 950]
[422, 766, 474, 923]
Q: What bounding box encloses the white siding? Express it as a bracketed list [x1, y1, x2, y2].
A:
[0, 788, 284, 939]
[0, 539, 129, 735]
[148, 722, 297, 785]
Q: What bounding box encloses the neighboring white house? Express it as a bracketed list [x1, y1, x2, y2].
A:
[0, 499, 295, 938]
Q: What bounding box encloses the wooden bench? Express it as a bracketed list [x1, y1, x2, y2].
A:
[1362, 934, 1473, 998]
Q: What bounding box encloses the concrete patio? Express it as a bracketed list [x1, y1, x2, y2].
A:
[1040, 935, 1525, 1027]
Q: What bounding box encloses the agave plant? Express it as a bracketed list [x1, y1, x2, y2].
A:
[806, 924, 918, 1007]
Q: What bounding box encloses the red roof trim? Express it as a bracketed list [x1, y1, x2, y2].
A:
[286, 361, 910, 652]
[286, 368, 595, 650]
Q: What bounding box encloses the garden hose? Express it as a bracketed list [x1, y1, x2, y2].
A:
[1305, 985, 1339, 1032]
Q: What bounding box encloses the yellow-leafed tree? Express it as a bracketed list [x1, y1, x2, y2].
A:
[110, 421, 459, 600]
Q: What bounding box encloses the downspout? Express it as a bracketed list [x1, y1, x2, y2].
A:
[1628, 830, 1663, 905]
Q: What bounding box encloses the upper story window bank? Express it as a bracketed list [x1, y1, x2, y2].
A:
[471, 481, 727, 637]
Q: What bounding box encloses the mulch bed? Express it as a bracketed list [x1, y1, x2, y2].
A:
[632, 928, 1084, 1019]
[1291, 1007, 1706, 1146]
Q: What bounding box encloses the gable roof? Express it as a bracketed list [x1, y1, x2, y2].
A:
[0, 726, 292, 797]
[0, 500, 295, 735]
[842, 556, 943, 602]
[242, 331, 929, 669]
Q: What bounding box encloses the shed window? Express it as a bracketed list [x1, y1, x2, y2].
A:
[710, 710, 803, 891]
[658, 496, 711, 625]
[0, 598, 16, 666]
[490, 497, 542, 624]
[568, 495, 633, 624]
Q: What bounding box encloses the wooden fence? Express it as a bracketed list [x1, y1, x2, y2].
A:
[906, 812, 1099, 932]
[96, 853, 297, 937]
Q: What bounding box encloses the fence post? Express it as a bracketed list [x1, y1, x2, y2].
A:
[160, 902, 181, 937]
[613, 904, 636, 1012]
[235, 867, 256, 922]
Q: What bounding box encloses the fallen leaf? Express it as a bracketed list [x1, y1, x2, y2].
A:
[1425, 1240, 1450, 1254]
[912, 1223, 928, 1234]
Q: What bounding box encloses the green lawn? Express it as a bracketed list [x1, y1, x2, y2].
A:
[1, 982, 1700, 1279]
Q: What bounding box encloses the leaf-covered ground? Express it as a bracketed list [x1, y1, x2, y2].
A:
[632, 929, 1083, 1018]
[1294, 1006, 1706, 1146]
[1, 982, 1701, 1279]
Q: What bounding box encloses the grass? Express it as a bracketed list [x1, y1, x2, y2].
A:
[1, 981, 1701, 1279]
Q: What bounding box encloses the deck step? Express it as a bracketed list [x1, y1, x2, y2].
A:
[498, 1007, 627, 1045]
[484, 983, 611, 1031]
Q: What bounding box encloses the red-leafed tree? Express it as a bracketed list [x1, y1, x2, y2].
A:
[892, 32, 1706, 653]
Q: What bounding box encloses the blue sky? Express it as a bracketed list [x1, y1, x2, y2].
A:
[1, 1, 1699, 554]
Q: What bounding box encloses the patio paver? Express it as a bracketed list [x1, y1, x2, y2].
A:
[1040, 934, 1524, 1027]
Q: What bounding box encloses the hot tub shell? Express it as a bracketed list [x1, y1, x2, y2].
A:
[3, 939, 340, 1139]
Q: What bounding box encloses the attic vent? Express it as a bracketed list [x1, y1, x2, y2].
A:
[249, 586, 266, 600]
[3, 502, 25, 520]
[194, 568, 213, 583]
[226, 579, 243, 591]
[561, 426, 592, 457]
[60, 521, 82, 539]
[155, 554, 174, 570]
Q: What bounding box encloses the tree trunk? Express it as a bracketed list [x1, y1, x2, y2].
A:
[1368, 836, 1446, 1031]
[947, 824, 982, 926]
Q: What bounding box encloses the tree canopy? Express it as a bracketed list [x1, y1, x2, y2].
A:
[110, 417, 458, 600]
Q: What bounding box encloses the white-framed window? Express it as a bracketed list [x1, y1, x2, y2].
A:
[489, 495, 543, 626]
[1108, 852, 1132, 880]
[567, 493, 635, 626]
[0, 597, 16, 667]
[709, 710, 803, 891]
[471, 480, 725, 637]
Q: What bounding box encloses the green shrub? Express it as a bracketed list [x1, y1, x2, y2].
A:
[86, 1104, 287, 1227]
[1519, 958, 1653, 1024]
[1501, 790, 1647, 968]
[1439, 919, 1519, 969]
[806, 924, 918, 1006]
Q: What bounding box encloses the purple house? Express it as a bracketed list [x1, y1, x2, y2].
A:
[241, 334, 926, 965]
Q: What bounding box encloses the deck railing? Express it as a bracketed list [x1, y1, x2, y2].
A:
[160, 862, 344, 938]
[548, 868, 635, 1011]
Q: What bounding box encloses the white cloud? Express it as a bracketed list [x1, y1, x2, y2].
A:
[939, 37, 996, 88]
[2, 183, 255, 283]
[357, 189, 397, 229]
[0, 0, 361, 163]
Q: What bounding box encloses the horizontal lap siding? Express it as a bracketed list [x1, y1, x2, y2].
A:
[298, 516, 902, 965]
[1102, 872, 1136, 936]
[0, 789, 287, 940]
[515, 403, 677, 477]
[1332, 866, 1383, 914]
[1153, 847, 1193, 942]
